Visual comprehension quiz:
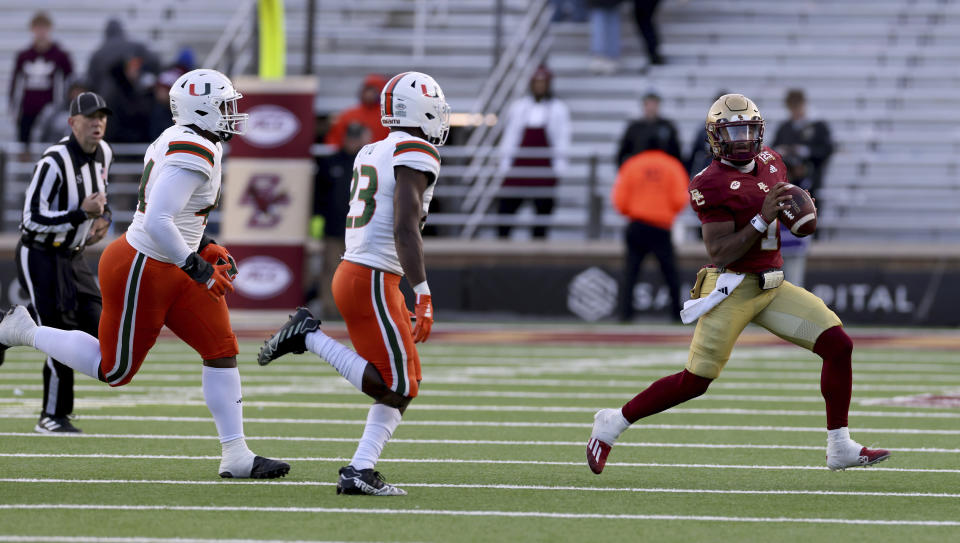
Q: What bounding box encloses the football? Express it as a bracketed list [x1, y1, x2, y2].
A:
[779, 184, 817, 237]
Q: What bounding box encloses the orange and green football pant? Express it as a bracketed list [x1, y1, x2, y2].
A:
[333, 259, 421, 398]
[97, 234, 239, 386]
[687, 267, 842, 379]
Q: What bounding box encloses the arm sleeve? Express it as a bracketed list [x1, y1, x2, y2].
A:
[610, 161, 632, 216]
[22, 158, 87, 232]
[142, 165, 206, 267]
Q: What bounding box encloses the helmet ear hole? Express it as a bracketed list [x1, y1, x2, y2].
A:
[425, 113, 435, 120]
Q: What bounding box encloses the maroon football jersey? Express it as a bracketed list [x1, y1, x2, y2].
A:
[689, 147, 786, 272]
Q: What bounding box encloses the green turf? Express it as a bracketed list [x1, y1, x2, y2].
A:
[1, 338, 959, 543]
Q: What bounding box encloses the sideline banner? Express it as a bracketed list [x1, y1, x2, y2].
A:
[221, 76, 316, 308]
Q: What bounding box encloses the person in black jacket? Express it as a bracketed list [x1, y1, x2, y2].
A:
[772, 89, 834, 199]
[313, 123, 371, 318]
[616, 91, 681, 166]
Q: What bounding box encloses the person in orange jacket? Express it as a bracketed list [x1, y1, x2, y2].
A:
[324, 74, 390, 148]
[611, 136, 689, 322]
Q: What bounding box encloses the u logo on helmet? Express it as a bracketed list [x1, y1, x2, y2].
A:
[189, 83, 211, 96]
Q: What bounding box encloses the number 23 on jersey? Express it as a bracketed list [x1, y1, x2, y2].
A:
[347, 165, 378, 229]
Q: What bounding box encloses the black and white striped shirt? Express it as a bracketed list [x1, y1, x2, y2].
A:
[21, 134, 113, 250]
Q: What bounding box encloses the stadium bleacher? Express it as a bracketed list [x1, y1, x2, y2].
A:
[2, 0, 960, 240]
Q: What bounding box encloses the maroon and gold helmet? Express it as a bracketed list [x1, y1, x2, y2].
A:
[705, 94, 764, 162]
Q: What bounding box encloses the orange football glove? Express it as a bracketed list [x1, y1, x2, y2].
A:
[199, 243, 238, 279]
[205, 262, 236, 300]
[412, 294, 433, 343]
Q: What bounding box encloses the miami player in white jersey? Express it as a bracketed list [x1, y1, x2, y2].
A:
[258, 71, 449, 495]
[0, 69, 290, 479]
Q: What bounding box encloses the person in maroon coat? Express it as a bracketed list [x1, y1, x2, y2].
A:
[9, 12, 74, 144]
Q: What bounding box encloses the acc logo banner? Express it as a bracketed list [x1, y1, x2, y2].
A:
[233, 255, 293, 300]
[242, 105, 301, 148]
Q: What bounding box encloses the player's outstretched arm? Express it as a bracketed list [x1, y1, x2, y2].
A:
[702, 182, 792, 268]
[394, 165, 433, 342]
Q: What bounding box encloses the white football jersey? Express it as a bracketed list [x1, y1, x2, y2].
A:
[343, 131, 440, 275]
[125, 125, 222, 263]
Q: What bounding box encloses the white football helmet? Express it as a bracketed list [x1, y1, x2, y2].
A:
[380, 71, 451, 146]
[169, 69, 248, 138]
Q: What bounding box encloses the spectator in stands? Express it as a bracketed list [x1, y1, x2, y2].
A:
[324, 74, 390, 148]
[86, 19, 159, 93]
[496, 65, 571, 239]
[617, 91, 681, 166]
[9, 11, 74, 144]
[632, 0, 665, 65]
[313, 123, 372, 318]
[102, 55, 153, 143]
[773, 89, 834, 200]
[31, 81, 86, 144]
[587, 0, 626, 75]
[172, 47, 196, 74]
[147, 69, 182, 140]
[552, 0, 588, 22]
[780, 153, 814, 287]
[611, 136, 688, 322]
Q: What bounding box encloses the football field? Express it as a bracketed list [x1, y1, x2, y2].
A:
[0, 324, 958, 542]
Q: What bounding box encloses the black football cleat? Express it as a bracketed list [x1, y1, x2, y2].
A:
[220, 456, 290, 479]
[35, 413, 82, 434]
[336, 465, 407, 496]
[257, 307, 320, 366]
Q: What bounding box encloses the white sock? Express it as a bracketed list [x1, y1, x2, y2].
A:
[32, 327, 101, 380]
[350, 403, 402, 470]
[827, 427, 860, 452]
[202, 366, 245, 443]
[219, 436, 256, 477]
[305, 330, 367, 392]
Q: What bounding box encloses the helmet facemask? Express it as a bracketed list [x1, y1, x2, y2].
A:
[709, 119, 764, 162]
[215, 91, 248, 137]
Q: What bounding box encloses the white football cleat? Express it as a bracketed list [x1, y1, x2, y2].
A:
[586, 408, 629, 474]
[0, 306, 37, 348]
[827, 441, 891, 471]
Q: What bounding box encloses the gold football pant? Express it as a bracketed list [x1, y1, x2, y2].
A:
[686, 268, 842, 379]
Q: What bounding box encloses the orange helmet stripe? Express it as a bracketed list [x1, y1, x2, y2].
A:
[383, 72, 411, 117]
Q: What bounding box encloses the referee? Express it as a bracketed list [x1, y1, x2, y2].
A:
[17, 91, 113, 433]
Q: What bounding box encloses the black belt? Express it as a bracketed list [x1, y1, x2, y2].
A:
[20, 237, 84, 255]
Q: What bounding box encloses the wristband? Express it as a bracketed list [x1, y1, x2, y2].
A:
[412, 281, 431, 296]
[750, 214, 768, 233]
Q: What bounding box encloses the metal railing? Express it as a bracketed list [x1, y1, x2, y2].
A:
[4, 142, 960, 243]
[204, 0, 259, 75]
[458, 0, 554, 238]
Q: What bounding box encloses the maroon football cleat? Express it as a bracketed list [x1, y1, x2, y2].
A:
[827, 446, 891, 471]
[586, 437, 612, 474]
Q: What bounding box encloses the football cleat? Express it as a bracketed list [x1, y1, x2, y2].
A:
[257, 307, 320, 366]
[220, 456, 290, 479]
[586, 408, 629, 474]
[827, 446, 891, 471]
[0, 305, 37, 348]
[34, 413, 82, 434]
[336, 465, 407, 496]
[586, 437, 612, 475]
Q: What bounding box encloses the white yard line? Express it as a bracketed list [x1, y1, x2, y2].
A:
[0, 452, 955, 473]
[0, 437, 956, 453]
[0, 404, 956, 419]
[3, 478, 960, 499]
[0, 504, 957, 526]
[1, 416, 958, 434]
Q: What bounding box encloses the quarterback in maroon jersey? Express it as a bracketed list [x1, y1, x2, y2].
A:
[586, 94, 889, 474]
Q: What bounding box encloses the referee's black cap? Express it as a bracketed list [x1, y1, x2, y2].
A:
[70, 92, 113, 117]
